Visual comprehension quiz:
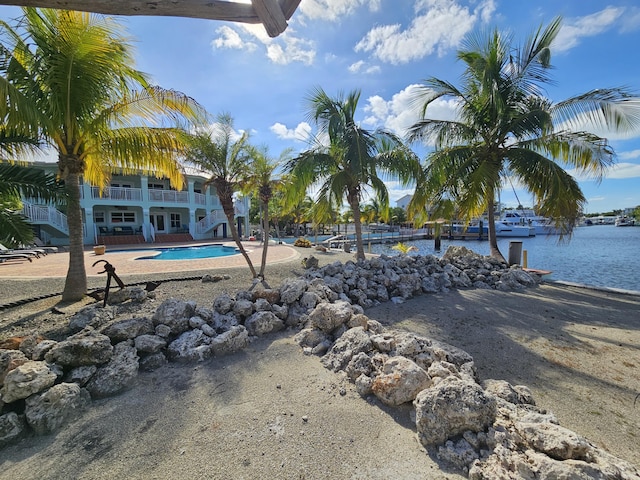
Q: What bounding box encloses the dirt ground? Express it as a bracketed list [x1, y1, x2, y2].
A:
[0, 252, 638, 479]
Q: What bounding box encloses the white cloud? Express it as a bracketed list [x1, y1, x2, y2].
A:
[212, 23, 315, 65]
[266, 40, 315, 65]
[618, 149, 640, 160]
[299, 0, 381, 22]
[554, 7, 624, 53]
[349, 60, 365, 73]
[270, 122, 312, 142]
[348, 60, 381, 74]
[363, 84, 459, 141]
[567, 162, 640, 181]
[620, 7, 640, 33]
[212, 26, 257, 51]
[606, 162, 640, 179]
[354, 0, 496, 64]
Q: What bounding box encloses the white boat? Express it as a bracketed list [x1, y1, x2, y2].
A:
[615, 216, 636, 227]
[495, 221, 535, 237]
[501, 210, 565, 235]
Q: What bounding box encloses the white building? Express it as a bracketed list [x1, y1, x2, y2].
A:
[22, 162, 250, 246]
[395, 194, 413, 210]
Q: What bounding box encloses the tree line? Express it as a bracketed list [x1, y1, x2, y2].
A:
[2, 8, 638, 301]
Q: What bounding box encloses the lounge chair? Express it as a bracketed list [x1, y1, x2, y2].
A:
[0, 252, 33, 263]
[32, 238, 59, 253]
[0, 243, 42, 258]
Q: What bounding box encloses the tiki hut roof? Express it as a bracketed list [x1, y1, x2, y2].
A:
[0, 0, 301, 37]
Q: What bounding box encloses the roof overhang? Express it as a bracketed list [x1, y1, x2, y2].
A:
[0, 0, 301, 37]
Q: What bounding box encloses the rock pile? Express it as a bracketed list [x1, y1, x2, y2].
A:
[1, 247, 637, 479]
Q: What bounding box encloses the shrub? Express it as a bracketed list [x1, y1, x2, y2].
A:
[294, 237, 312, 248]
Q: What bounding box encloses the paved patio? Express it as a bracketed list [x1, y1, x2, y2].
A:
[0, 241, 300, 279]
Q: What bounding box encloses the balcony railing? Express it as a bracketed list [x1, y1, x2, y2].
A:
[89, 186, 216, 206]
[91, 186, 142, 202]
[195, 210, 226, 234]
[148, 190, 189, 203]
[21, 202, 69, 234]
[194, 192, 206, 205]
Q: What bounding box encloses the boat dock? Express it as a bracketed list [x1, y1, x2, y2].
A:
[320, 229, 488, 249]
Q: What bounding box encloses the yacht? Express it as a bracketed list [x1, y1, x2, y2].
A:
[501, 209, 565, 235]
[615, 216, 636, 227]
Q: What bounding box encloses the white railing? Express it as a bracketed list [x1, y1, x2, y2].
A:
[194, 192, 206, 205]
[91, 186, 142, 202]
[148, 190, 189, 203]
[195, 210, 226, 234]
[21, 202, 69, 234]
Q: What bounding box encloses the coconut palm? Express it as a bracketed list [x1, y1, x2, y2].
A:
[407, 17, 640, 261]
[286, 87, 420, 261]
[0, 8, 207, 300]
[0, 162, 66, 247]
[241, 146, 292, 282]
[184, 113, 258, 279]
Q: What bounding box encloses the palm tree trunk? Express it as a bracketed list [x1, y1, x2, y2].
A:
[349, 196, 366, 261]
[487, 193, 506, 262]
[61, 170, 88, 301]
[258, 200, 269, 279]
[220, 197, 257, 278]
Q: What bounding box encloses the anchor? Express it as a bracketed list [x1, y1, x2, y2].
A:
[92, 259, 125, 307]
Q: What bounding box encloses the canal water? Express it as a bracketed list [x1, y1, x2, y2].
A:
[369, 225, 640, 292]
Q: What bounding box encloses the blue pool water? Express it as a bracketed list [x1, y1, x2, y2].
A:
[370, 225, 640, 292]
[135, 244, 239, 260]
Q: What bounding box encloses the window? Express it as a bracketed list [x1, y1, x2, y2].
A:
[94, 211, 105, 223]
[170, 213, 181, 228]
[110, 212, 136, 223]
[149, 183, 165, 190]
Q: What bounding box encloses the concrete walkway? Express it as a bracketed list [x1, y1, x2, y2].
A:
[0, 241, 300, 279]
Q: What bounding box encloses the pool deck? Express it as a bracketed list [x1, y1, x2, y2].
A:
[0, 241, 301, 279]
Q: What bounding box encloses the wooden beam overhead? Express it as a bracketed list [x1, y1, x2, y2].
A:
[0, 0, 302, 37]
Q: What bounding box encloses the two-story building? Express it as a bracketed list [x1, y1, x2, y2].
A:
[21, 162, 250, 247]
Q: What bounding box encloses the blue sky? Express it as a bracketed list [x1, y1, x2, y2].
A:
[2, 0, 640, 213]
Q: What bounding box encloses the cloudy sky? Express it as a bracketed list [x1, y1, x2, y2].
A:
[2, 0, 640, 213]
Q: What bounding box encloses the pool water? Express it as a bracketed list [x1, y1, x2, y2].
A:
[136, 244, 239, 260]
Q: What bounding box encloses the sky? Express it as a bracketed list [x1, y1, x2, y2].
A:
[2, 0, 640, 214]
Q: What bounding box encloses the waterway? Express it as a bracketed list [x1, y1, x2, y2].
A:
[369, 225, 640, 292]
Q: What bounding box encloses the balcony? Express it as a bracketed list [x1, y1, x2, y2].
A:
[91, 186, 142, 202]
[148, 190, 189, 203]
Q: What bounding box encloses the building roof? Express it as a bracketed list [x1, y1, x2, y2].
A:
[0, 0, 301, 37]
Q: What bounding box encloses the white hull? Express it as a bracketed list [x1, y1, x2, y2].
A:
[495, 222, 535, 237]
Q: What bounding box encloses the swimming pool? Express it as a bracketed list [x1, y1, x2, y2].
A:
[134, 244, 240, 260]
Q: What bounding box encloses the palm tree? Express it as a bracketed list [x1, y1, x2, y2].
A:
[0, 8, 207, 300]
[184, 113, 258, 279]
[286, 87, 420, 261]
[0, 162, 66, 247]
[408, 17, 640, 261]
[241, 146, 291, 282]
[283, 193, 314, 238]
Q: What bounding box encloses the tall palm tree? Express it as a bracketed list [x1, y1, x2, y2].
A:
[184, 113, 258, 279]
[0, 162, 66, 247]
[0, 8, 207, 300]
[241, 146, 291, 281]
[286, 87, 420, 261]
[408, 17, 640, 261]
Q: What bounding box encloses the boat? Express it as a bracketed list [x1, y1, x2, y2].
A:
[494, 221, 535, 237]
[614, 216, 636, 227]
[450, 221, 533, 237]
[500, 209, 565, 235]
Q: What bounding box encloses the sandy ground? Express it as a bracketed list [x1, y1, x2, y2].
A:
[0, 245, 639, 479]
